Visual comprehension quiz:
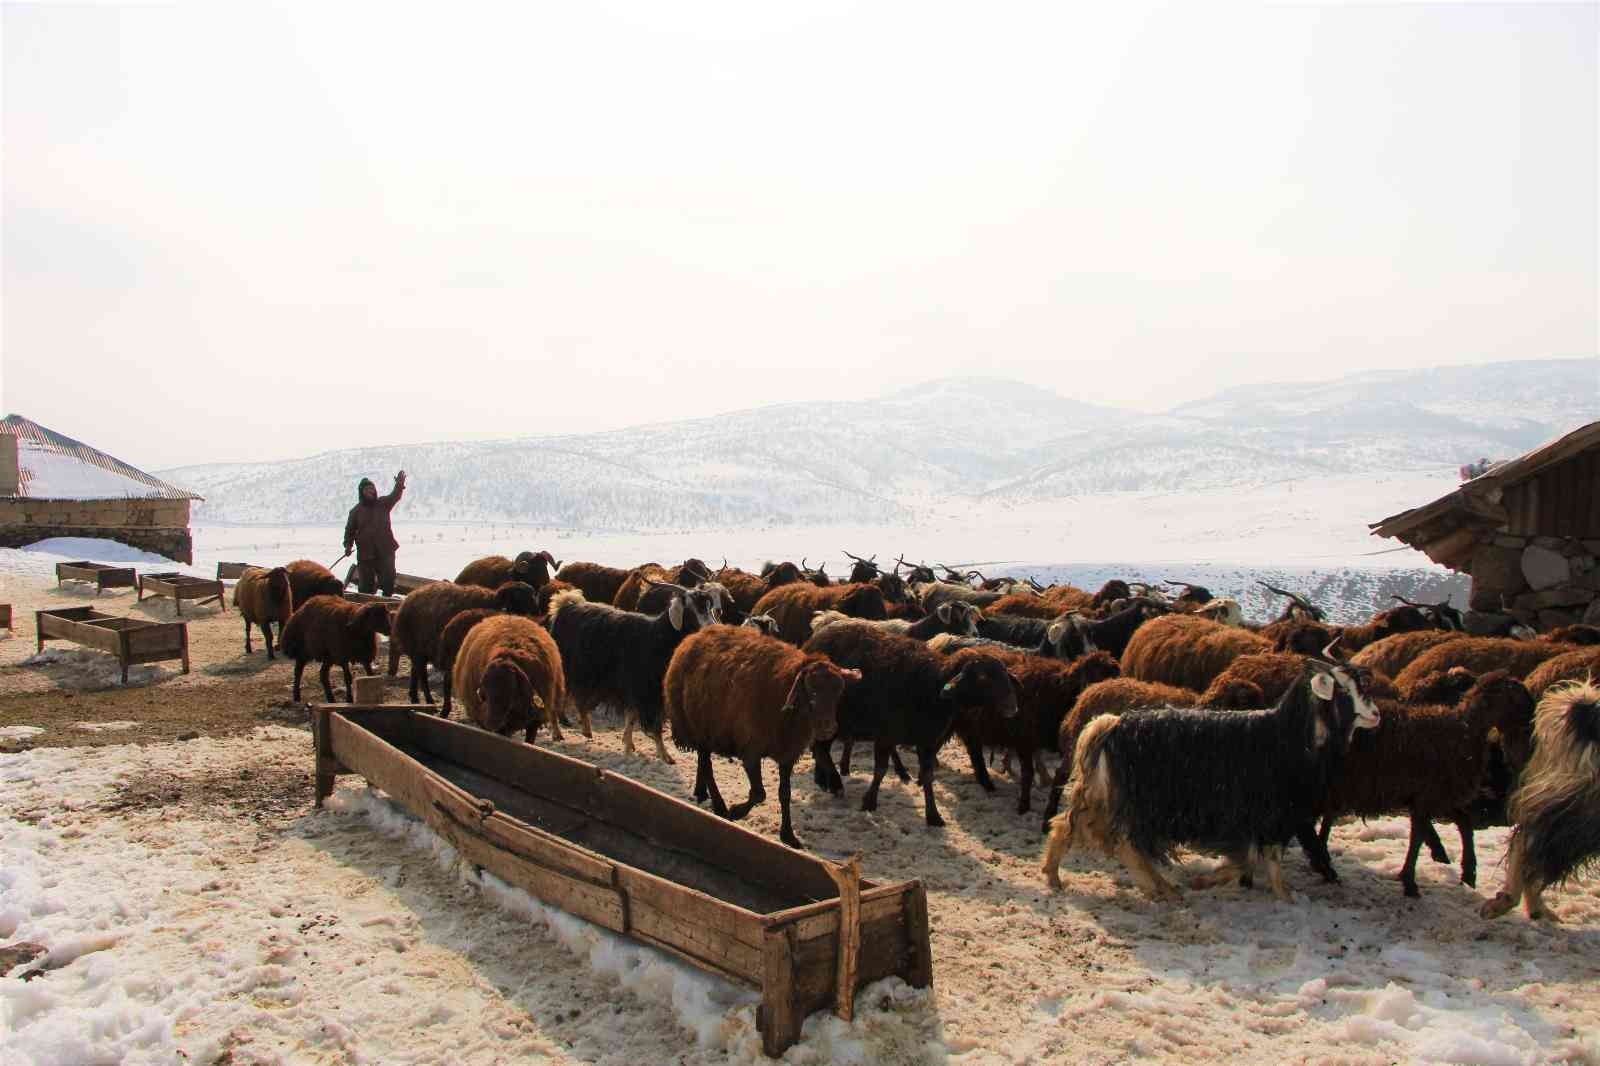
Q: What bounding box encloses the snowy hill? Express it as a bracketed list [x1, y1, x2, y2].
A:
[160, 360, 1595, 530]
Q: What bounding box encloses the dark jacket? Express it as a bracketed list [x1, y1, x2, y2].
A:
[344, 478, 403, 560]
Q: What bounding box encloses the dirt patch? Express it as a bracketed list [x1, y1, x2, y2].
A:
[100, 759, 313, 827]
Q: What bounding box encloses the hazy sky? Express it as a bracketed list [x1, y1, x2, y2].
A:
[4, 1, 1596, 470]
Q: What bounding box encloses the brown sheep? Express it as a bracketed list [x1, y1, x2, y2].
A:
[454, 551, 560, 590]
[1393, 637, 1579, 694]
[984, 593, 1063, 620]
[1119, 613, 1273, 692]
[555, 561, 631, 606]
[453, 615, 565, 742]
[1541, 624, 1600, 646]
[536, 579, 577, 618]
[1521, 646, 1600, 699]
[279, 595, 392, 703]
[1314, 672, 1536, 896]
[233, 566, 294, 659]
[1038, 584, 1094, 611]
[435, 607, 498, 715]
[664, 625, 861, 848]
[285, 559, 345, 610]
[751, 582, 888, 645]
[1203, 653, 1400, 709]
[392, 581, 539, 703]
[1040, 675, 1264, 830]
[1349, 629, 1468, 681]
[711, 564, 770, 613]
[954, 650, 1122, 814]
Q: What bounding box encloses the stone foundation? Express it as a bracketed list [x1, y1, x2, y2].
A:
[1469, 534, 1597, 631]
[0, 525, 193, 565]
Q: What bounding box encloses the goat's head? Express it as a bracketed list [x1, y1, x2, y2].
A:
[1194, 597, 1244, 627]
[1045, 613, 1097, 658]
[1306, 637, 1380, 742]
[875, 572, 908, 604]
[1068, 650, 1121, 692]
[1392, 594, 1463, 632]
[742, 613, 780, 638]
[763, 561, 803, 588]
[934, 600, 982, 636]
[1260, 581, 1323, 622]
[844, 551, 880, 583]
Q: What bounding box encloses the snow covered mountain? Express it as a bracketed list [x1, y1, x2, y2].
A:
[161, 359, 1595, 529]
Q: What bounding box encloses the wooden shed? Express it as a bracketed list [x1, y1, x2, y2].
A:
[0, 415, 202, 564]
[1371, 421, 1600, 631]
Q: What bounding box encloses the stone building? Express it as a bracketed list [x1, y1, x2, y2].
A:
[1371, 421, 1600, 633]
[0, 414, 202, 564]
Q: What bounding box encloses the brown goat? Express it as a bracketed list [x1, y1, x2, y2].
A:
[392, 581, 539, 703]
[1541, 624, 1600, 646]
[279, 595, 392, 703]
[284, 559, 345, 610]
[1393, 637, 1578, 693]
[984, 593, 1062, 620]
[1314, 671, 1535, 897]
[664, 625, 861, 848]
[455, 551, 559, 590]
[536, 579, 577, 619]
[1119, 613, 1273, 692]
[955, 650, 1122, 814]
[1521, 646, 1600, 698]
[233, 566, 294, 659]
[711, 565, 770, 613]
[1349, 629, 1467, 681]
[453, 615, 566, 742]
[751, 582, 888, 645]
[555, 561, 631, 606]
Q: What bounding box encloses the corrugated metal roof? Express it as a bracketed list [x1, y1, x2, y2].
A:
[1, 414, 203, 501]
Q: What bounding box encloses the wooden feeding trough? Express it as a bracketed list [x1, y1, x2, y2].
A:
[35, 606, 190, 684]
[138, 572, 226, 614]
[216, 561, 260, 582]
[55, 561, 138, 596]
[312, 706, 933, 1056]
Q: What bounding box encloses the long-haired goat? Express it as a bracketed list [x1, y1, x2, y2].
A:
[1042, 657, 1380, 901]
[665, 626, 861, 848]
[547, 582, 722, 761]
[1481, 680, 1600, 921]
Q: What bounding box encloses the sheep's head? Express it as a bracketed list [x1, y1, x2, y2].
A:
[1093, 580, 1132, 606]
[1403, 666, 1478, 706]
[267, 567, 293, 611]
[513, 551, 560, 587]
[940, 653, 1021, 719]
[784, 659, 861, 741]
[351, 602, 392, 638]
[1068, 651, 1121, 693]
[1206, 678, 1264, 710]
[477, 658, 537, 736]
[1466, 670, 1536, 770]
[494, 581, 539, 616]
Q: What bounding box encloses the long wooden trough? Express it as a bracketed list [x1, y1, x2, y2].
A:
[138, 572, 226, 614]
[55, 561, 138, 595]
[35, 606, 190, 683]
[313, 706, 933, 1056]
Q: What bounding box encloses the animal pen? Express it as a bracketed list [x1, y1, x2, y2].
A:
[35, 606, 190, 683]
[312, 704, 934, 1056]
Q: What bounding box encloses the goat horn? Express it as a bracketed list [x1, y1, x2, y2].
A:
[642, 577, 688, 593]
[1320, 634, 1345, 662]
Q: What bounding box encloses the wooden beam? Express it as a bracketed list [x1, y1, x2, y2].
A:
[828, 856, 862, 1022]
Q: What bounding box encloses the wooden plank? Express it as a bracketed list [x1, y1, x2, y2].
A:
[760, 926, 801, 1057]
[352, 675, 386, 704]
[903, 881, 933, 988]
[791, 913, 913, 1010]
[620, 877, 763, 982]
[783, 886, 908, 943]
[615, 865, 767, 951]
[828, 857, 862, 1021]
[408, 713, 608, 813]
[217, 561, 256, 581]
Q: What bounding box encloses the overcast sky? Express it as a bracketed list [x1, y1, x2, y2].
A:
[3, 1, 1596, 470]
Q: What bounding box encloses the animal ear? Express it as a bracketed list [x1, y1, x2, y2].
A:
[839, 667, 862, 683]
[780, 673, 808, 715]
[1310, 672, 1335, 701]
[530, 692, 546, 710]
[940, 667, 967, 699]
[937, 603, 952, 622]
[668, 596, 685, 631]
[1006, 669, 1024, 699]
[1046, 621, 1067, 644]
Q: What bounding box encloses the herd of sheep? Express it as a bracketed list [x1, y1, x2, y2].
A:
[228, 550, 1600, 922]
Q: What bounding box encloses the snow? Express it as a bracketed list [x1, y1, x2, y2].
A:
[13, 440, 184, 501]
[0, 726, 45, 741]
[0, 538, 202, 581]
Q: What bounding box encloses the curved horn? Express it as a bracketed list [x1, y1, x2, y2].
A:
[642, 577, 689, 594]
[1320, 634, 1345, 662]
[1261, 580, 1318, 613]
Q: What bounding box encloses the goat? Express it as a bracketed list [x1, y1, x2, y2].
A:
[455, 551, 560, 590]
[1522, 647, 1600, 699]
[742, 613, 781, 638]
[1042, 654, 1380, 901]
[233, 566, 294, 659]
[555, 561, 631, 606]
[1393, 636, 1580, 693]
[1203, 652, 1399, 709]
[1349, 629, 1468, 681]
[1480, 680, 1600, 921]
[393, 581, 539, 704]
[280, 595, 392, 703]
[802, 624, 1021, 827]
[546, 582, 722, 761]
[665, 626, 860, 847]
[452, 615, 566, 742]
[811, 600, 982, 642]
[1259, 581, 1324, 622]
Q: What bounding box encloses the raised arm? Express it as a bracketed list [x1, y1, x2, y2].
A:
[380, 469, 407, 509]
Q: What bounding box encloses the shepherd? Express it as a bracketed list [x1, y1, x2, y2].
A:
[343, 469, 406, 596]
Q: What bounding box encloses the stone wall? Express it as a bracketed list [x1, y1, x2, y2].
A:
[0, 524, 193, 564]
[1467, 533, 1600, 632]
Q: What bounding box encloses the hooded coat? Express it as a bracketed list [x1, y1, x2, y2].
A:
[344, 477, 404, 561]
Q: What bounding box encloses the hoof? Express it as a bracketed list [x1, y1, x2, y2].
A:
[1403, 882, 1421, 899]
[1480, 893, 1515, 919]
[781, 834, 804, 850]
[925, 814, 945, 828]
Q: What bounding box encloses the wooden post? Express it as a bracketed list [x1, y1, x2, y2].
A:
[759, 925, 801, 1057]
[903, 880, 933, 989]
[179, 625, 190, 674]
[828, 855, 863, 1022]
[353, 675, 387, 704]
[313, 705, 339, 807]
